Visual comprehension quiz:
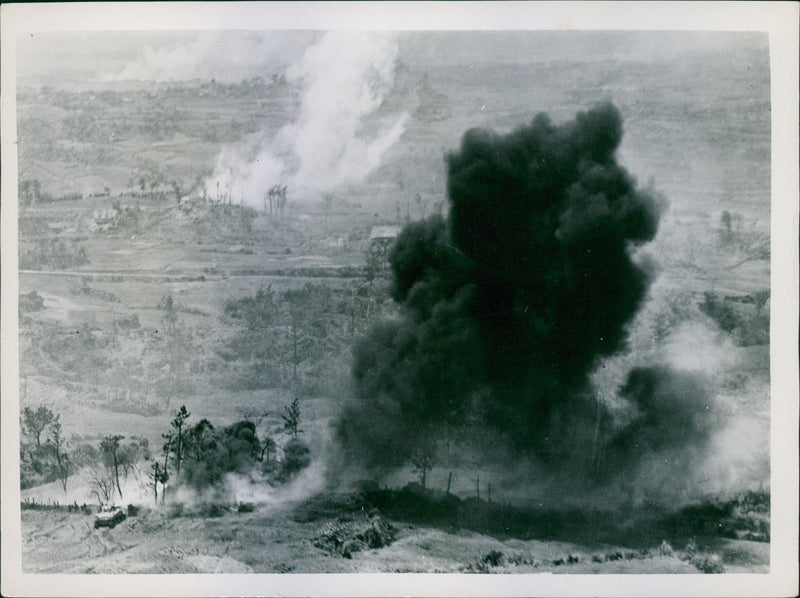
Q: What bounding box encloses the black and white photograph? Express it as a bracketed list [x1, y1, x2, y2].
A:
[1, 2, 797, 597]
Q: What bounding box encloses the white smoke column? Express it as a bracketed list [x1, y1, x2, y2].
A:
[282, 31, 408, 194]
[206, 137, 286, 204]
[204, 31, 408, 205]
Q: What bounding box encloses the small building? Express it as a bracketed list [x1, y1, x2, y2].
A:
[368, 225, 403, 269]
[369, 225, 402, 248]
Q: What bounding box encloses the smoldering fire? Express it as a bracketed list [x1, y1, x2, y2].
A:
[337, 102, 715, 486]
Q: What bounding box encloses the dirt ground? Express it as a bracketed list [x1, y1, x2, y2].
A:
[20, 496, 768, 574]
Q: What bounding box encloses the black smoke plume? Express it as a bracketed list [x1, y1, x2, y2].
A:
[338, 102, 685, 480]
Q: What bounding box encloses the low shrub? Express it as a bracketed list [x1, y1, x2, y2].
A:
[19, 290, 45, 313]
[699, 291, 769, 346]
[281, 438, 311, 478]
[691, 553, 725, 574]
[463, 550, 506, 573]
[483, 550, 505, 567]
[314, 514, 396, 558]
[205, 503, 227, 518]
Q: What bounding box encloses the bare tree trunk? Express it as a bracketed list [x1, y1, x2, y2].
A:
[446, 472, 452, 494]
[175, 425, 183, 476]
[113, 452, 122, 498]
[292, 319, 298, 381]
[162, 445, 170, 502]
[56, 451, 68, 493]
[152, 473, 158, 505]
[592, 396, 603, 477]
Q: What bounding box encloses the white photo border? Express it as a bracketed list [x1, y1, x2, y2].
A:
[2, 2, 797, 597]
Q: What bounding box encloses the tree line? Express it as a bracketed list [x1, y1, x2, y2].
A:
[150, 400, 309, 504]
[20, 398, 311, 506]
[20, 406, 148, 498]
[220, 281, 393, 394]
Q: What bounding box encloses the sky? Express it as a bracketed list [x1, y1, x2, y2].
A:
[15, 30, 768, 89]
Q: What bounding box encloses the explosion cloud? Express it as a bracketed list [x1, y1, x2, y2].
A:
[604, 366, 716, 478]
[337, 102, 702, 482]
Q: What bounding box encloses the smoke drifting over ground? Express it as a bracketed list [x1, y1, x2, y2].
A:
[337, 103, 724, 493]
[114, 31, 317, 83]
[205, 32, 408, 204]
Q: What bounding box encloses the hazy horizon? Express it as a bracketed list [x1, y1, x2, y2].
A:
[16, 30, 768, 90]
